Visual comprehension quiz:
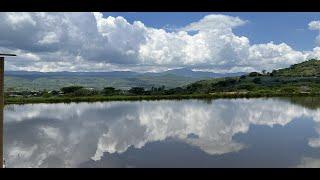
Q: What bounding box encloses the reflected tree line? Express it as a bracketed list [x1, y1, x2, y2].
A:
[282, 97, 320, 110]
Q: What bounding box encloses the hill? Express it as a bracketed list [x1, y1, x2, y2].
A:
[155, 68, 244, 78]
[183, 59, 320, 95]
[4, 69, 244, 91]
[272, 59, 320, 77]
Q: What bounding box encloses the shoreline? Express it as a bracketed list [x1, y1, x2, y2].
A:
[4, 93, 320, 105]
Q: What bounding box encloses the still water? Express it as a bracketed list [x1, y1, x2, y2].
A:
[4, 98, 320, 168]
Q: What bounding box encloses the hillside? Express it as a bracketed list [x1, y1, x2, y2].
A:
[4, 74, 199, 91]
[6, 59, 319, 94]
[5, 59, 320, 104]
[4, 69, 243, 91]
[273, 59, 320, 77]
[183, 59, 320, 94]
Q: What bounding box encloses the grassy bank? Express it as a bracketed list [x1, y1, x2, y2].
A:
[5, 92, 320, 105]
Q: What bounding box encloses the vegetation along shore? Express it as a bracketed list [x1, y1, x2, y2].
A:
[5, 59, 320, 104]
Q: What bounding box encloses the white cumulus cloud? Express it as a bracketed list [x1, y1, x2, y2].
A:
[0, 12, 320, 72]
[309, 20, 320, 46]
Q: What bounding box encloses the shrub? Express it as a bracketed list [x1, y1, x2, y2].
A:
[248, 72, 262, 77]
[42, 92, 52, 98]
[103, 87, 116, 96]
[61, 86, 83, 94]
[238, 84, 255, 91]
[72, 88, 98, 96]
[128, 87, 145, 95]
[253, 77, 262, 84]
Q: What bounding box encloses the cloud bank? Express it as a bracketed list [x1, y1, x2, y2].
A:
[1, 12, 320, 72]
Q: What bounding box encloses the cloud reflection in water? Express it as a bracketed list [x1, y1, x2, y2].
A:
[4, 98, 320, 167]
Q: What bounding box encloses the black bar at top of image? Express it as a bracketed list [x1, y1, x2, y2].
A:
[1, 0, 320, 12]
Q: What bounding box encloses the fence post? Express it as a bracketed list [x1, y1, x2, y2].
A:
[0, 57, 4, 168]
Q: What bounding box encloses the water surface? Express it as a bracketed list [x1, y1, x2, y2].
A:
[4, 98, 320, 168]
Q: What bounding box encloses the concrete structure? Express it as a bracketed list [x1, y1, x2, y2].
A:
[0, 54, 16, 168]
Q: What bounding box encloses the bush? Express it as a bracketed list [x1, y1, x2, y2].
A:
[103, 87, 117, 96]
[240, 75, 247, 79]
[253, 77, 262, 84]
[248, 72, 262, 77]
[72, 88, 98, 96]
[128, 87, 145, 95]
[61, 86, 83, 94]
[42, 92, 52, 98]
[237, 84, 255, 91]
[215, 78, 237, 87]
[280, 87, 297, 94]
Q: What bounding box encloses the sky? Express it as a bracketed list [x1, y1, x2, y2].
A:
[1, 12, 320, 73]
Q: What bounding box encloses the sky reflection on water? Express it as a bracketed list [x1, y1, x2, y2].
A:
[4, 98, 320, 168]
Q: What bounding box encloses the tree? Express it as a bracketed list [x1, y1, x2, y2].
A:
[103, 87, 116, 96]
[253, 77, 262, 84]
[73, 88, 98, 96]
[240, 75, 246, 79]
[49, 90, 59, 96]
[248, 72, 262, 77]
[42, 92, 52, 98]
[128, 87, 145, 95]
[60, 86, 83, 94]
[166, 87, 186, 94]
[7, 87, 15, 91]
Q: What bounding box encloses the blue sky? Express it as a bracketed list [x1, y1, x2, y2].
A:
[103, 12, 320, 51]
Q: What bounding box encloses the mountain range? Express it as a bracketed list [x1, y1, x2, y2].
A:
[4, 68, 244, 91]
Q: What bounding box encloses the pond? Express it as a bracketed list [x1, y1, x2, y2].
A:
[4, 97, 320, 168]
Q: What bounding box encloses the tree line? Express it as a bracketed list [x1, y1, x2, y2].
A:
[58, 85, 189, 97]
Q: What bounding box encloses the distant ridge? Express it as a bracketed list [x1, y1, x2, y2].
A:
[159, 68, 244, 78]
[4, 68, 245, 79]
[4, 69, 245, 91]
[4, 70, 141, 79]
